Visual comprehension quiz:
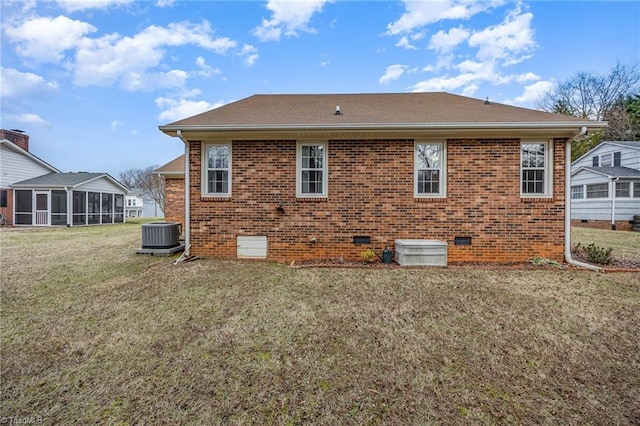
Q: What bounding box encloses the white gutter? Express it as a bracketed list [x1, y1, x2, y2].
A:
[159, 121, 606, 133]
[177, 130, 190, 257]
[611, 177, 619, 230]
[565, 126, 602, 270]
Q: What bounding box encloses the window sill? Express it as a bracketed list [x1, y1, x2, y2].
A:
[520, 196, 554, 202]
[296, 196, 328, 202]
[415, 196, 447, 202]
[201, 196, 232, 202]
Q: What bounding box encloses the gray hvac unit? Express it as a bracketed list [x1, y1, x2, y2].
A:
[141, 222, 181, 249]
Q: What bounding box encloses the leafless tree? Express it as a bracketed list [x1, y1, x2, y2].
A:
[536, 62, 640, 121]
[537, 62, 640, 160]
[120, 166, 165, 215]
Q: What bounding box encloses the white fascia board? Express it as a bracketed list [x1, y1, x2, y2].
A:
[160, 121, 606, 134]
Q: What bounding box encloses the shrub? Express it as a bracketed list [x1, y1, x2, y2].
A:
[584, 243, 614, 265]
[359, 249, 376, 263]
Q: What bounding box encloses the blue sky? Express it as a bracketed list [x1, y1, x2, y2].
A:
[1, 0, 639, 180]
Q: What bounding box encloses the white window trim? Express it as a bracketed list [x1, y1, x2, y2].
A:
[414, 140, 446, 198]
[296, 141, 328, 198]
[202, 142, 232, 197]
[520, 140, 553, 198]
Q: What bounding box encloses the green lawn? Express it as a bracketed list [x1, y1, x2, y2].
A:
[1, 224, 639, 424]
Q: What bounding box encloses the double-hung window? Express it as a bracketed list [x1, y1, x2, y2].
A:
[415, 141, 445, 197]
[297, 142, 327, 197]
[571, 185, 584, 199]
[204, 143, 232, 196]
[521, 141, 551, 197]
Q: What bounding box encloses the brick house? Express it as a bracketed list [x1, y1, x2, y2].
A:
[153, 155, 185, 225]
[159, 92, 606, 264]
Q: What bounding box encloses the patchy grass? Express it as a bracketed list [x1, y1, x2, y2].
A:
[572, 227, 640, 264]
[1, 225, 639, 424]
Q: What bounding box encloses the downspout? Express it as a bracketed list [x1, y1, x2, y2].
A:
[565, 127, 602, 270]
[611, 177, 619, 230]
[65, 186, 72, 227]
[177, 130, 190, 257]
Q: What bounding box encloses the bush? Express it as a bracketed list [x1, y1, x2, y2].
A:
[359, 249, 376, 263]
[584, 243, 614, 265]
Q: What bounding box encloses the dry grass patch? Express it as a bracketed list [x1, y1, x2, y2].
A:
[1, 225, 639, 424]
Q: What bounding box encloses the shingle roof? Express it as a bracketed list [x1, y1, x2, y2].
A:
[11, 172, 128, 190]
[602, 141, 640, 149]
[579, 166, 640, 178]
[154, 155, 185, 176]
[162, 92, 603, 128]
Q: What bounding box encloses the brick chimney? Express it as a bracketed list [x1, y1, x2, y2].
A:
[0, 129, 30, 152]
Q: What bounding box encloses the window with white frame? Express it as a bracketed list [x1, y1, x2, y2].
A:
[297, 142, 327, 197]
[521, 141, 551, 196]
[204, 143, 231, 196]
[586, 183, 608, 199]
[571, 185, 584, 199]
[415, 141, 445, 197]
[615, 182, 630, 198]
[601, 153, 612, 167]
[634, 182, 640, 198]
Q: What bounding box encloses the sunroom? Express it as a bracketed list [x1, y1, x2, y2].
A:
[10, 172, 129, 226]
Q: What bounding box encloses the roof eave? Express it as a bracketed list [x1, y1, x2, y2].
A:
[160, 121, 607, 138]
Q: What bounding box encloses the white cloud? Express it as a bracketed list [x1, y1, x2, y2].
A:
[195, 56, 222, 78]
[0, 67, 59, 99]
[56, 0, 133, 12]
[156, 0, 175, 7]
[507, 80, 554, 106]
[379, 64, 408, 84]
[515, 72, 540, 83]
[156, 97, 226, 122]
[429, 26, 470, 53]
[387, 0, 506, 35]
[4, 15, 97, 63]
[110, 120, 124, 130]
[5, 113, 50, 127]
[253, 0, 333, 42]
[120, 69, 188, 92]
[240, 44, 259, 67]
[468, 8, 535, 62]
[73, 21, 236, 89]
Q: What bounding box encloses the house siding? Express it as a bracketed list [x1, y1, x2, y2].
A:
[573, 142, 640, 169]
[0, 143, 57, 226]
[570, 142, 640, 224]
[187, 138, 568, 263]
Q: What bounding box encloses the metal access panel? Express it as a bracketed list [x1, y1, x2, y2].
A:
[237, 236, 268, 259]
[395, 239, 447, 266]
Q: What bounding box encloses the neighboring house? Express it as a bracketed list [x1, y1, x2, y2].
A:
[11, 172, 128, 226]
[125, 188, 165, 218]
[153, 155, 185, 225]
[1, 130, 60, 226]
[125, 189, 145, 218]
[571, 141, 640, 230]
[159, 92, 606, 264]
[1, 128, 129, 227]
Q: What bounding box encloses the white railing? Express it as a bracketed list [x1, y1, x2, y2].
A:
[35, 211, 48, 225]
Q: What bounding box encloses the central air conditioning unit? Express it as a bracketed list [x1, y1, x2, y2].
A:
[141, 222, 181, 249]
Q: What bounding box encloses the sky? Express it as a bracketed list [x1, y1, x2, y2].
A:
[1, 0, 639, 181]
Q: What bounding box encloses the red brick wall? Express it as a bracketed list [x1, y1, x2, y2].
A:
[187, 138, 568, 263]
[0, 129, 29, 152]
[0, 189, 13, 225]
[164, 177, 185, 226]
